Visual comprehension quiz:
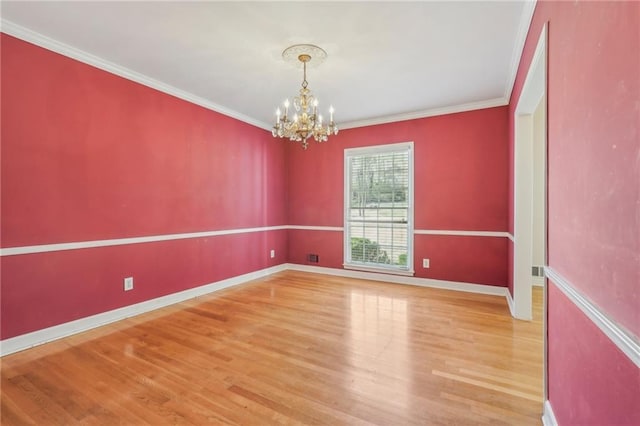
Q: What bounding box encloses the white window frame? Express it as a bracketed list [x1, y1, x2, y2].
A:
[343, 141, 414, 276]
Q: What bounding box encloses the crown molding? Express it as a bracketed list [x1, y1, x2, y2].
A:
[1, 19, 272, 131]
[504, 0, 538, 102]
[2, 9, 535, 135]
[339, 97, 508, 130]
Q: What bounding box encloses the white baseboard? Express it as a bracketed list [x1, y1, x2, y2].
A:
[285, 263, 509, 297]
[506, 288, 515, 316]
[1, 262, 510, 357]
[0, 264, 287, 357]
[542, 400, 558, 426]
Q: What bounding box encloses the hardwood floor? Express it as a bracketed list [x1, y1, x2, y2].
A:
[1, 271, 544, 425]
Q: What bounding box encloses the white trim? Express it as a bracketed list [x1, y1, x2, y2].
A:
[0, 225, 289, 257]
[506, 288, 516, 317]
[1, 262, 513, 357]
[512, 23, 547, 321]
[513, 111, 534, 319]
[343, 264, 415, 277]
[343, 141, 414, 156]
[414, 230, 510, 238]
[287, 225, 343, 232]
[504, 0, 538, 102]
[340, 98, 507, 130]
[516, 24, 547, 114]
[343, 142, 415, 273]
[0, 19, 271, 131]
[507, 233, 515, 242]
[542, 400, 558, 426]
[1, 226, 518, 257]
[292, 228, 514, 239]
[0, 264, 288, 357]
[546, 267, 640, 368]
[288, 264, 509, 297]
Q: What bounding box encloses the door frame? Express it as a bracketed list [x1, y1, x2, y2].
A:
[513, 22, 548, 398]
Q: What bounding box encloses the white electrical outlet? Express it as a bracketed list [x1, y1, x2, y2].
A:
[270, 249, 275, 258]
[422, 259, 430, 268]
[124, 277, 134, 291]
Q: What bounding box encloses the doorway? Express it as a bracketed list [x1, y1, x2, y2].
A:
[513, 23, 548, 400]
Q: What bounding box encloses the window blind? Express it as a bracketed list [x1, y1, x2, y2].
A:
[344, 143, 413, 273]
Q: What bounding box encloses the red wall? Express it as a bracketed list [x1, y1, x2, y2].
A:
[287, 107, 510, 286]
[547, 283, 640, 425]
[1, 35, 288, 339]
[510, 0, 640, 423]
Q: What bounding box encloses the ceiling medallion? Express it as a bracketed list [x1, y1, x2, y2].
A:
[272, 44, 338, 149]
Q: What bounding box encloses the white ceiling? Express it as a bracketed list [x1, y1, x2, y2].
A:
[1, 1, 535, 130]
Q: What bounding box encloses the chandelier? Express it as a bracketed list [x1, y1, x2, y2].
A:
[272, 44, 338, 149]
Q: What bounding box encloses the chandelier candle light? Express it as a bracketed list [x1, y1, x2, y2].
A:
[272, 44, 338, 149]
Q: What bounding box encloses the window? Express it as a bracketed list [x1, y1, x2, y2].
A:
[344, 142, 414, 275]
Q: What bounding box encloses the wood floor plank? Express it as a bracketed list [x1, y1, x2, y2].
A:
[1, 271, 543, 425]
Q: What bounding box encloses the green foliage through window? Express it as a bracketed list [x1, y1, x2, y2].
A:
[350, 238, 390, 265]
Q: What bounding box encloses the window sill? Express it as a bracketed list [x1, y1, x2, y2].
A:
[343, 264, 415, 277]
